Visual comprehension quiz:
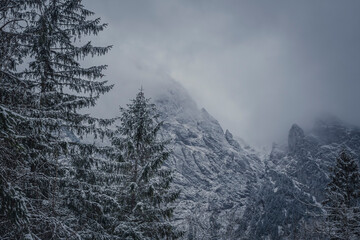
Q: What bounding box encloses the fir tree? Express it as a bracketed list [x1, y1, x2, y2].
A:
[1, 1, 42, 238]
[1, 1, 119, 239]
[112, 89, 181, 240]
[322, 150, 360, 240]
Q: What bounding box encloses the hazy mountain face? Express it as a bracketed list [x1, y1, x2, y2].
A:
[86, 0, 360, 147]
[151, 80, 264, 239]
[150, 80, 360, 239]
[235, 118, 360, 239]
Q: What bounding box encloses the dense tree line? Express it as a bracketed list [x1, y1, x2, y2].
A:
[321, 150, 360, 239]
[0, 1, 179, 239]
[297, 150, 360, 240]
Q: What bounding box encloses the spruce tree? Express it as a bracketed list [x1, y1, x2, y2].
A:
[1, 1, 43, 238]
[322, 150, 360, 240]
[1, 1, 119, 239]
[112, 89, 181, 239]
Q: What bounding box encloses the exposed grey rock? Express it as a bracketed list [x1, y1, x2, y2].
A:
[225, 129, 242, 151]
[152, 80, 264, 239]
[237, 118, 360, 239]
[151, 80, 360, 239]
[288, 124, 305, 153]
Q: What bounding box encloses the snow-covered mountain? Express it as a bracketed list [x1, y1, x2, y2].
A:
[152, 80, 264, 239]
[151, 80, 360, 239]
[235, 116, 360, 239]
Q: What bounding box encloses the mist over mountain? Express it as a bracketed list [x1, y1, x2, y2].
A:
[133, 79, 360, 239]
[85, 0, 360, 147]
[148, 80, 264, 238]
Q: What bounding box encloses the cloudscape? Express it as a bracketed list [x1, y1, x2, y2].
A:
[86, 0, 360, 146]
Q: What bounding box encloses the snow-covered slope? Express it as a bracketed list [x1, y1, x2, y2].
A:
[236, 116, 360, 239]
[152, 80, 360, 239]
[152, 80, 264, 239]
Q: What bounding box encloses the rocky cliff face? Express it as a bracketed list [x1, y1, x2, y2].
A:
[288, 124, 305, 153]
[235, 117, 360, 239]
[152, 81, 360, 239]
[155, 82, 360, 240]
[152, 80, 264, 239]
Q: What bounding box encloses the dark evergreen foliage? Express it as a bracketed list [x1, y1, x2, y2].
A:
[0, 0, 118, 239]
[322, 150, 360, 240]
[112, 89, 182, 239]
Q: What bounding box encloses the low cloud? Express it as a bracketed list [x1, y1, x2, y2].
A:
[85, 0, 360, 146]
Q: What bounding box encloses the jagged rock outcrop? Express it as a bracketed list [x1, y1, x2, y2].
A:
[288, 124, 305, 153]
[152, 80, 264, 239]
[225, 129, 242, 151]
[236, 115, 360, 239]
[151, 80, 360, 239]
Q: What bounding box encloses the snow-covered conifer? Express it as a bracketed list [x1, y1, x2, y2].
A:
[112, 89, 182, 239]
[1, 1, 119, 239]
[322, 150, 360, 239]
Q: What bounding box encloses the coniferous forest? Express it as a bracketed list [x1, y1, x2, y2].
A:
[0, 1, 179, 239]
[1, 1, 360, 240]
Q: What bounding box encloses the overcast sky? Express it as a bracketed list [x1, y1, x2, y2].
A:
[84, 0, 360, 146]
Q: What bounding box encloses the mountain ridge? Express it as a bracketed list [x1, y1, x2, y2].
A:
[150, 79, 360, 239]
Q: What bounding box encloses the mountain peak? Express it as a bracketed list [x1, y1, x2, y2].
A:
[152, 79, 200, 123]
[288, 124, 305, 152]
